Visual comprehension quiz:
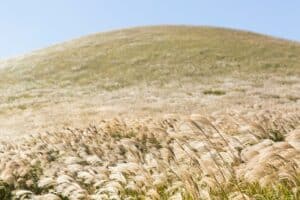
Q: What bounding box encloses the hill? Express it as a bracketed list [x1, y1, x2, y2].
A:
[1, 26, 299, 88]
[0, 25, 300, 199]
[0, 25, 299, 137]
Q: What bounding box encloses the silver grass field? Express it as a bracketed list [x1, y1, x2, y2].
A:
[0, 108, 299, 199]
[0, 26, 300, 199]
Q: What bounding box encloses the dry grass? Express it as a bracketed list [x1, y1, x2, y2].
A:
[1, 26, 300, 89]
[0, 26, 300, 199]
[0, 26, 300, 138]
[0, 109, 299, 199]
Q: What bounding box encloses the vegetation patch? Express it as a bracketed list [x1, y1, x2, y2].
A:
[269, 130, 285, 142]
[203, 89, 226, 96]
[287, 95, 300, 102]
[210, 178, 299, 200]
[0, 181, 12, 200]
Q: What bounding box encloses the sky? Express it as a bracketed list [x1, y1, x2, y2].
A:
[1, 0, 300, 59]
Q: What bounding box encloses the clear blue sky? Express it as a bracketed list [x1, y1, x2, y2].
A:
[1, 1, 300, 59]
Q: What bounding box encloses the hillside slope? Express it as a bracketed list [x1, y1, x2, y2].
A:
[0, 25, 299, 139]
[1, 26, 299, 88]
[0, 26, 300, 199]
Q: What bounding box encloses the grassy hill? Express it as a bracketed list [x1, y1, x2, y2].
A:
[0, 25, 299, 138]
[0, 26, 300, 199]
[0, 26, 299, 90]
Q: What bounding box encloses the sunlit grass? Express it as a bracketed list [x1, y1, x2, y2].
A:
[0, 110, 299, 199]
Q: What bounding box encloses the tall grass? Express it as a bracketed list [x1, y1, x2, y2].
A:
[0, 109, 299, 199]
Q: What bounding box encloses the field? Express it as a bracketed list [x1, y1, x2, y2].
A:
[0, 26, 299, 199]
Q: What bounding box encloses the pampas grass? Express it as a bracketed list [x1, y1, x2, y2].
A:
[0, 109, 299, 199]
